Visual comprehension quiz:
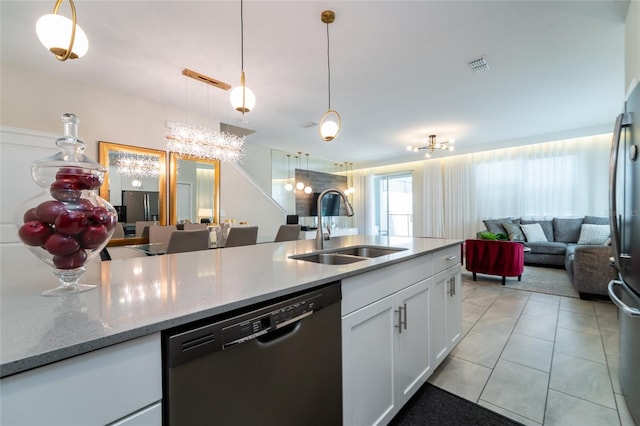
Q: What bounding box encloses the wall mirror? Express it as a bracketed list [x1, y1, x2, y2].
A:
[169, 153, 220, 225]
[98, 141, 167, 244]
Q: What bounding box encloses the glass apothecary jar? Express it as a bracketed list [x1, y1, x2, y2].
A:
[13, 113, 117, 296]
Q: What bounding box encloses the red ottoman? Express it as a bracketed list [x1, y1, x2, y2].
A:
[465, 239, 525, 285]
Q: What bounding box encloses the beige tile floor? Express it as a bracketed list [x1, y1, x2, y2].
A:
[428, 280, 637, 426]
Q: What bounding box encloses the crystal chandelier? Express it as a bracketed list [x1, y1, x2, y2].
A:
[112, 152, 161, 178]
[165, 122, 244, 163]
[407, 135, 455, 158]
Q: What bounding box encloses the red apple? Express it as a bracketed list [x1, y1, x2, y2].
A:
[35, 200, 67, 224]
[53, 249, 87, 270]
[44, 233, 80, 256]
[75, 198, 94, 212]
[18, 221, 53, 246]
[80, 224, 109, 249]
[90, 207, 116, 231]
[50, 178, 82, 202]
[56, 167, 101, 190]
[23, 208, 39, 223]
[54, 211, 89, 236]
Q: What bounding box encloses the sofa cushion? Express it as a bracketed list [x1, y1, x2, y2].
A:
[521, 219, 554, 242]
[583, 215, 609, 225]
[525, 241, 568, 255]
[502, 222, 525, 241]
[553, 218, 584, 243]
[577, 224, 610, 245]
[483, 218, 514, 235]
[520, 223, 548, 242]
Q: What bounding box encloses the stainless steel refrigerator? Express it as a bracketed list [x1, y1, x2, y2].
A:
[122, 190, 159, 223]
[608, 80, 640, 425]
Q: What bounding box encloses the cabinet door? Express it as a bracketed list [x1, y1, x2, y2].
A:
[430, 270, 449, 368]
[394, 278, 432, 404]
[342, 295, 396, 426]
[430, 266, 462, 368]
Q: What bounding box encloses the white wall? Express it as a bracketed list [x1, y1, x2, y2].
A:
[625, 1, 640, 91]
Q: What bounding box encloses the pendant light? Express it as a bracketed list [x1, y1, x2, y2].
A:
[36, 0, 89, 61]
[295, 152, 305, 190]
[285, 154, 293, 191]
[319, 10, 341, 142]
[304, 153, 313, 194]
[230, 0, 256, 114]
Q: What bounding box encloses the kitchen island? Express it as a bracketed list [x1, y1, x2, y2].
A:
[0, 235, 462, 425]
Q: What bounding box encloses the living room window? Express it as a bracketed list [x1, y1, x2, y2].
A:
[373, 173, 413, 236]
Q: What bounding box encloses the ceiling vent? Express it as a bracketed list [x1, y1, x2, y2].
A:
[468, 57, 489, 73]
[302, 121, 318, 128]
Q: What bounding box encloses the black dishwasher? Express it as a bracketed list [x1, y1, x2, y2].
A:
[162, 282, 342, 426]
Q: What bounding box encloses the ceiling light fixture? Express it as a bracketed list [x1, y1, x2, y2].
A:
[319, 10, 341, 142]
[36, 0, 89, 61]
[285, 154, 293, 192]
[407, 135, 455, 159]
[166, 69, 245, 162]
[345, 162, 355, 195]
[230, 0, 255, 114]
[295, 152, 305, 190]
[304, 153, 313, 194]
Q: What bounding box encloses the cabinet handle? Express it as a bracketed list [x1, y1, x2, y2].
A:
[395, 303, 407, 333]
[448, 278, 456, 296]
[446, 255, 457, 261]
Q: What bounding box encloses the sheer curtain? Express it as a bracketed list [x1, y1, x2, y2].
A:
[423, 134, 611, 239]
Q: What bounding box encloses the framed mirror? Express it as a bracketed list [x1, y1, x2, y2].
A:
[169, 153, 220, 225]
[98, 141, 167, 244]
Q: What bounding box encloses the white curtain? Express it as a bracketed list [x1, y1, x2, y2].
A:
[423, 134, 611, 239]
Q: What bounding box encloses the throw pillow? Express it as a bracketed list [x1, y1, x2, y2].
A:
[501, 222, 525, 241]
[553, 218, 584, 243]
[483, 218, 512, 235]
[577, 224, 610, 245]
[520, 223, 548, 242]
[584, 215, 609, 225]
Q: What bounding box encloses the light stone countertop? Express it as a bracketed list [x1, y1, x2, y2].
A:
[0, 235, 461, 378]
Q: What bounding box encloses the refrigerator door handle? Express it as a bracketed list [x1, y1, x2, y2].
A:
[608, 112, 631, 271]
[608, 280, 640, 317]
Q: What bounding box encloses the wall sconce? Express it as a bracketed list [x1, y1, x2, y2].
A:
[36, 0, 89, 61]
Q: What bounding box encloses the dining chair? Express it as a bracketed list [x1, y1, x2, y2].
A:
[183, 223, 208, 230]
[135, 221, 157, 238]
[165, 229, 210, 254]
[111, 222, 125, 239]
[149, 225, 178, 244]
[223, 226, 258, 248]
[99, 246, 148, 261]
[274, 224, 301, 242]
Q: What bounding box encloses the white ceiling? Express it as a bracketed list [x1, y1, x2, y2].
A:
[0, 1, 629, 168]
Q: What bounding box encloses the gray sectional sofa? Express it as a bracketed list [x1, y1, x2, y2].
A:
[482, 216, 618, 299]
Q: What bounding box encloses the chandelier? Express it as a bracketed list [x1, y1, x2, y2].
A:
[165, 122, 244, 163]
[112, 152, 160, 178]
[407, 135, 455, 158]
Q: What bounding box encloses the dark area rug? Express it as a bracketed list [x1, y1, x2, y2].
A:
[389, 383, 523, 426]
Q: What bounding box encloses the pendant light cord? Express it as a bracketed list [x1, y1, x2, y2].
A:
[326, 22, 331, 110]
[240, 0, 245, 72]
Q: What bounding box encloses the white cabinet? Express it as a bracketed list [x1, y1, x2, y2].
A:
[341, 244, 462, 426]
[0, 333, 162, 426]
[430, 266, 462, 369]
[342, 278, 431, 426]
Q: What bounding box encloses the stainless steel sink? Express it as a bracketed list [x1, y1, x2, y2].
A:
[329, 245, 407, 258]
[290, 253, 367, 265]
[289, 245, 407, 265]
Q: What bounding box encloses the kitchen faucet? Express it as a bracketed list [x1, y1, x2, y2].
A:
[316, 188, 355, 250]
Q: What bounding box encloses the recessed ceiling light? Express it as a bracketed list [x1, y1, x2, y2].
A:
[468, 57, 489, 73]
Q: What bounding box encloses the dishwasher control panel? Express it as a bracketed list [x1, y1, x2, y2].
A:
[222, 294, 322, 349]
